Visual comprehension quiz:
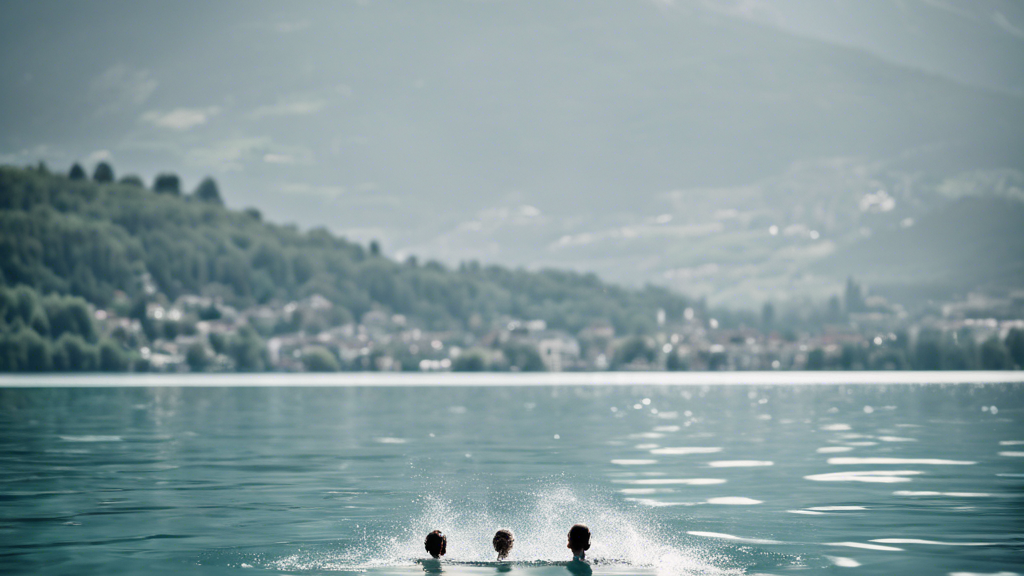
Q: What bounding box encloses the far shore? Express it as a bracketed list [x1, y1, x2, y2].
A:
[1, 371, 1022, 388]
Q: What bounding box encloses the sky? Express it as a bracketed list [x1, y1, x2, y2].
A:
[1, 0, 1022, 303]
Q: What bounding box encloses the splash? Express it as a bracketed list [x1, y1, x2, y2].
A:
[271, 485, 741, 574]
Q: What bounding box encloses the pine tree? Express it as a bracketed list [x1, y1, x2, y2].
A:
[153, 173, 181, 195]
[194, 177, 223, 205]
[92, 162, 115, 183]
[68, 163, 86, 180]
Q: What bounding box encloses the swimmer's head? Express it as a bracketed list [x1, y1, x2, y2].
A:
[424, 530, 447, 558]
[492, 529, 514, 560]
[567, 524, 591, 557]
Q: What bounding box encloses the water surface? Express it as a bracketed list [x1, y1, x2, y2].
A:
[1, 378, 1022, 575]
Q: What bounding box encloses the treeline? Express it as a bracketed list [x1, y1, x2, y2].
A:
[0, 285, 132, 371]
[0, 163, 688, 369]
[803, 327, 1024, 371]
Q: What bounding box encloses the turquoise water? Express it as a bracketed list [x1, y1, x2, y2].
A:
[1, 380, 1022, 575]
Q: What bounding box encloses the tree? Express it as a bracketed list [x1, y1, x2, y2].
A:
[452, 352, 485, 372]
[369, 240, 381, 257]
[666, 350, 688, 371]
[841, 343, 865, 370]
[228, 326, 267, 372]
[503, 342, 544, 372]
[1006, 328, 1024, 369]
[92, 162, 114, 183]
[806, 348, 825, 370]
[55, 334, 98, 371]
[119, 174, 144, 187]
[613, 336, 655, 368]
[913, 332, 942, 370]
[194, 177, 223, 205]
[209, 333, 227, 356]
[68, 163, 86, 180]
[302, 346, 340, 372]
[153, 173, 181, 195]
[98, 340, 129, 371]
[980, 336, 1010, 370]
[186, 342, 209, 372]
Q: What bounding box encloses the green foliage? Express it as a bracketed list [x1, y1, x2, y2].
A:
[502, 342, 544, 372]
[452, 352, 486, 372]
[1006, 328, 1024, 369]
[228, 326, 267, 372]
[612, 336, 655, 368]
[186, 342, 209, 372]
[0, 166, 703, 371]
[0, 286, 96, 341]
[92, 162, 114, 183]
[98, 340, 129, 371]
[868, 348, 908, 370]
[153, 173, 181, 195]
[194, 177, 223, 206]
[665, 350, 688, 371]
[913, 332, 942, 370]
[302, 346, 340, 372]
[54, 334, 98, 371]
[68, 163, 86, 180]
[841, 343, 866, 370]
[0, 326, 50, 371]
[806, 348, 825, 370]
[119, 175, 144, 188]
[0, 167, 688, 336]
[979, 336, 1010, 370]
[208, 332, 227, 355]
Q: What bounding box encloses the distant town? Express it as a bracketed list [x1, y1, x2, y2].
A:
[2, 164, 1022, 373]
[93, 274, 1024, 373]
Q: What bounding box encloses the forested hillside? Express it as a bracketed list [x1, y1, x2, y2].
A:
[0, 165, 690, 370]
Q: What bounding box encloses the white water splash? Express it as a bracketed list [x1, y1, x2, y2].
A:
[272, 486, 742, 574]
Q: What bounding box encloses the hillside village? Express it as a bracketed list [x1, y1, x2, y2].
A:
[93, 277, 1024, 373]
[2, 163, 1023, 373]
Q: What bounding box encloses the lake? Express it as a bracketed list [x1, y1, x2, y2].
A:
[1, 374, 1022, 575]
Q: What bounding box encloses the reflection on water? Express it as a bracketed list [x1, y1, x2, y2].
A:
[0, 381, 1021, 575]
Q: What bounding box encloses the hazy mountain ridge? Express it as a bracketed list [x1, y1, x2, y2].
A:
[694, 0, 1024, 95]
[0, 165, 688, 336]
[1, 1, 1020, 306]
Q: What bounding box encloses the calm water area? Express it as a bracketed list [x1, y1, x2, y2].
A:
[1, 375, 1022, 575]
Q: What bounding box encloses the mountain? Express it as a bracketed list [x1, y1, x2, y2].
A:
[816, 195, 1024, 297]
[0, 165, 688, 337]
[0, 1, 1021, 304]
[696, 0, 1024, 96]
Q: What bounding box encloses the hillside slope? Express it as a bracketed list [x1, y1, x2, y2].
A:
[814, 196, 1024, 296]
[0, 166, 687, 336]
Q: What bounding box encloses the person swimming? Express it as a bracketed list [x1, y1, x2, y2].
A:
[492, 529, 514, 560]
[424, 529, 447, 559]
[567, 523, 591, 561]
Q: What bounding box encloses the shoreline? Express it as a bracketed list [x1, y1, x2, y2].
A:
[1, 370, 1022, 387]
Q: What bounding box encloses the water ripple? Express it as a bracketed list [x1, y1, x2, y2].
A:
[649, 447, 721, 455]
[827, 542, 903, 552]
[827, 457, 975, 465]
[707, 460, 773, 468]
[871, 538, 995, 546]
[806, 471, 922, 483]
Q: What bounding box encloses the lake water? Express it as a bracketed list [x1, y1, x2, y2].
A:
[1, 375, 1022, 575]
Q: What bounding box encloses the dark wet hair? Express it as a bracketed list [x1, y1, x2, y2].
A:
[492, 529, 514, 559]
[567, 524, 591, 551]
[424, 530, 447, 558]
